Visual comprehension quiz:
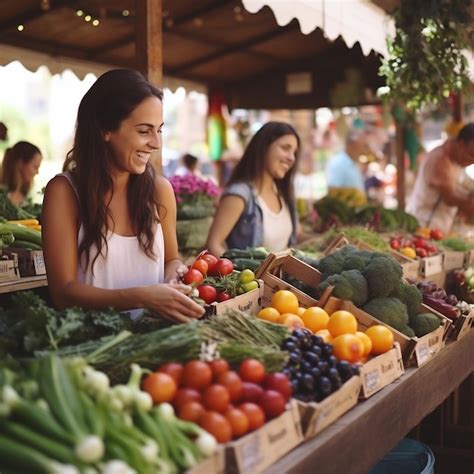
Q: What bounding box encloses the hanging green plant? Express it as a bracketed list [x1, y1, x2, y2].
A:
[379, 0, 472, 110]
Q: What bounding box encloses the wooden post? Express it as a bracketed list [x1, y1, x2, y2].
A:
[135, 0, 163, 175]
[395, 121, 405, 209]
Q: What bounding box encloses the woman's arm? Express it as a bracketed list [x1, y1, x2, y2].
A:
[206, 195, 245, 257]
[42, 176, 203, 321]
[155, 175, 188, 281]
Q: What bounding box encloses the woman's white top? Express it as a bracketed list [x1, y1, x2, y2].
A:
[59, 173, 165, 318]
[257, 194, 293, 252]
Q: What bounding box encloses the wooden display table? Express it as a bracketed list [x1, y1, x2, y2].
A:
[0, 275, 48, 294]
[264, 330, 474, 474]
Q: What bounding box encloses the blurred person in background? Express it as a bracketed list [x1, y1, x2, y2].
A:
[0, 122, 7, 142]
[406, 123, 474, 233]
[206, 121, 306, 256]
[174, 153, 203, 178]
[326, 131, 367, 193]
[1, 141, 42, 206]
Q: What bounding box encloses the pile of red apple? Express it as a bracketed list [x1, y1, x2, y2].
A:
[390, 234, 440, 259]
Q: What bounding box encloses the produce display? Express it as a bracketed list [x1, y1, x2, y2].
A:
[389, 232, 441, 259]
[452, 266, 474, 303]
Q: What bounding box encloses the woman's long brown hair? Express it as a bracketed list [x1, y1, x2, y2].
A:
[63, 69, 163, 272]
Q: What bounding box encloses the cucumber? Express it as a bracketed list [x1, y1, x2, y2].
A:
[7, 240, 42, 251]
[0, 224, 41, 247]
[232, 258, 262, 272]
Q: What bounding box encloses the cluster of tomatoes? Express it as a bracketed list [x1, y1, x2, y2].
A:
[181, 252, 259, 304]
[142, 358, 292, 443]
[390, 234, 439, 259]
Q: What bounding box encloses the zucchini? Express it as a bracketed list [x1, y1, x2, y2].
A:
[0, 223, 41, 247]
[223, 247, 269, 260]
[7, 240, 42, 251]
[232, 258, 263, 272]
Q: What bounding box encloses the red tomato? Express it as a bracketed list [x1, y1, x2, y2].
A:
[238, 402, 265, 431]
[216, 258, 234, 276]
[183, 269, 204, 286]
[225, 407, 249, 438]
[430, 228, 443, 240]
[390, 239, 401, 250]
[259, 390, 286, 419]
[173, 388, 202, 411]
[182, 361, 213, 391]
[198, 285, 217, 304]
[202, 384, 231, 413]
[216, 371, 244, 402]
[209, 359, 229, 379]
[416, 247, 427, 258]
[240, 382, 264, 403]
[216, 291, 232, 302]
[142, 372, 177, 403]
[413, 237, 427, 249]
[263, 373, 292, 402]
[202, 253, 219, 274]
[178, 401, 205, 422]
[192, 258, 209, 275]
[198, 411, 232, 443]
[157, 362, 184, 387]
[239, 359, 266, 384]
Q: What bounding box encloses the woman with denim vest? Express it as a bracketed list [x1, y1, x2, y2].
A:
[206, 121, 304, 257]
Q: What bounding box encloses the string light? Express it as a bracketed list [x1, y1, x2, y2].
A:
[92, 19, 100, 26]
[17, 24, 24, 31]
[76, 9, 83, 17]
[122, 10, 130, 17]
[84, 15, 92, 22]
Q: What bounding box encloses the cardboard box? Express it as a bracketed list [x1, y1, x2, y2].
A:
[323, 297, 451, 367]
[359, 342, 404, 398]
[187, 447, 225, 474]
[255, 251, 323, 309]
[443, 250, 466, 272]
[206, 281, 264, 316]
[1, 247, 45, 277]
[225, 401, 303, 473]
[297, 376, 361, 439]
[449, 308, 473, 341]
[0, 257, 20, 282]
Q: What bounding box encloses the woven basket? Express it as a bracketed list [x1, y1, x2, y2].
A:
[176, 216, 213, 250]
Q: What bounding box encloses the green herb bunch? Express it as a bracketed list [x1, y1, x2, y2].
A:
[380, 0, 472, 110]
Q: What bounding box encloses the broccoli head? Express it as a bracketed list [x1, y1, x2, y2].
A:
[392, 283, 422, 320]
[340, 270, 368, 306]
[362, 297, 409, 332]
[317, 274, 353, 301]
[399, 325, 416, 338]
[342, 255, 367, 272]
[318, 251, 345, 279]
[363, 256, 403, 298]
[410, 313, 441, 337]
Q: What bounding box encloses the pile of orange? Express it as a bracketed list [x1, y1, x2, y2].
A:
[258, 294, 395, 365]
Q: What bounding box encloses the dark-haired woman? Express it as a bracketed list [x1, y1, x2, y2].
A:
[1, 141, 42, 206]
[42, 69, 204, 322]
[206, 121, 304, 257]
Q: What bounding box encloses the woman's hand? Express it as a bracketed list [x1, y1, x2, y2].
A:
[141, 283, 205, 323]
[165, 261, 189, 284]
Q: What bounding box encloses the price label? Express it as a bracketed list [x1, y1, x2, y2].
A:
[364, 369, 380, 394]
[33, 252, 46, 275]
[415, 343, 430, 366]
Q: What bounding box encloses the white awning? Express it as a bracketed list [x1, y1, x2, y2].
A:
[0, 43, 205, 92]
[242, 0, 395, 57]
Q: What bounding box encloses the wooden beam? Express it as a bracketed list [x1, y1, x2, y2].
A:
[395, 121, 406, 209]
[135, 0, 162, 85]
[169, 22, 300, 75]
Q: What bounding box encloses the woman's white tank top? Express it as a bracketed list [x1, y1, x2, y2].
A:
[58, 173, 165, 311]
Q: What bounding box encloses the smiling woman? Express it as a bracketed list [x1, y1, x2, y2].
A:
[206, 121, 308, 256]
[41, 69, 204, 323]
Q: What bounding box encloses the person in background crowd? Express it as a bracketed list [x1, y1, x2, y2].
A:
[406, 123, 474, 234]
[1, 141, 42, 206]
[326, 131, 367, 193]
[206, 121, 306, 257]
[42, 69, 204, 322]
[174, 153, 202, 177]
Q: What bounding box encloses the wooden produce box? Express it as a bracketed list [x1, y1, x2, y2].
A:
[187, 447, 225, 474]
[206, 280, 264, 317]
[359, 342, 404, 399]
[390, 250, 421, 281]
[225, 401, 303, 474]
[255, 250, 323, 309]
[0, 256, 20, 282]
[443, 250, 466, 272]
[420, 253, 444, 278]
[323, 297, 451, 367]
[297, 376, 361, 440]
[1, 247, 45, 277]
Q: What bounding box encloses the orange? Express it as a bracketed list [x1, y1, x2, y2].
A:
[355, 331, 373, 357]
[315, 329, 333, 343]
[327, 310, 358, 337]
[365, 325, 394, 355]
[296, 307, 306, 317]
[332, 334, 364, 363]
[301, 307, 329, 333]
[278, 313, 305, 330]
[257, 307, 280, 323]
[271, 290, 299, 315]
